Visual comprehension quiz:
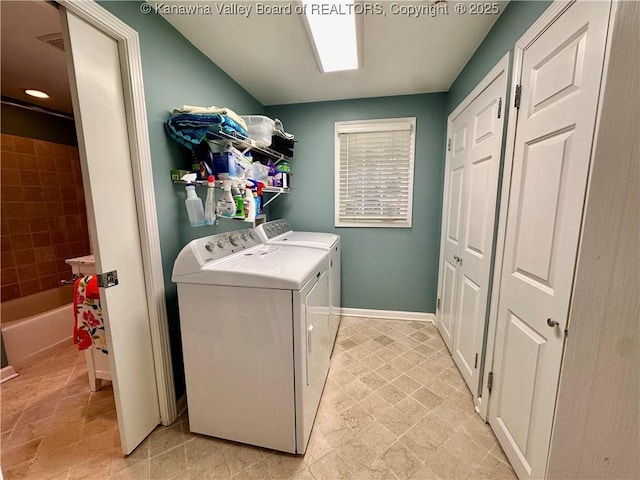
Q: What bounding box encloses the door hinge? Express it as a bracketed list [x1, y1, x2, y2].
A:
[514, 85, 522, 109]
[437, 298, 441, 310]
[487, 372, 494, 393]
[96, 270, 118, 288]
[447, 139, 452, 152]
[497, 97, 503, 118]
[474, 353, 478, 369]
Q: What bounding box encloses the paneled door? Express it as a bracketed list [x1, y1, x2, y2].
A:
[436, 56, 508, 396]
[437, 112, 468, 351]
[488, 2, 611, 478]
[62, 10, 161, 454]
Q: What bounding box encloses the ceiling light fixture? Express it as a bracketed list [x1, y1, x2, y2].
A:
[25, 89, 50, 99]
[303, 0, 359, 73]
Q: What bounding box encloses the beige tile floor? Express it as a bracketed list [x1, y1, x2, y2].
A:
[1, 317, 516, 480]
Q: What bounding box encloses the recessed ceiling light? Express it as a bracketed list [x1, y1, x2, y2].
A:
[25, 89, 50, 99]
[303, 0, 359, 73]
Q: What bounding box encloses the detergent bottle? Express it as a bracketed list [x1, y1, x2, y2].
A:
[232, 183, 245, 219]
[243, 185, 256, 222]
[216, 180, 235, 218]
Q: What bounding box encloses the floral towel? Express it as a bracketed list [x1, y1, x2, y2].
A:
[73, 276, 108, 354]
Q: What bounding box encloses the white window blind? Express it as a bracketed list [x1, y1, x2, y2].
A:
[335, 118, 416, 228]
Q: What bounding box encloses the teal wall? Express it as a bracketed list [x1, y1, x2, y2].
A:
[99, 1, 264, 397]
[266, 94, 447, 313]
[446, 0, 552, 115]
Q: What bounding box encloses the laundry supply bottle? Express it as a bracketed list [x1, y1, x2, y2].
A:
[216, 180, 235, 218]
[267, 160, 277, 187]
[232, 183, 245, 219]
[204, 175, 216, 225]
[243, 186, 256, 223]
[184, 183, 205, 227]
[253, 190, 260, 216]
[255, 182, 265, 214]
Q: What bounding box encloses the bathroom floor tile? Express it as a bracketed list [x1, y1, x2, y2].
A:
[0, 318, 516, 480]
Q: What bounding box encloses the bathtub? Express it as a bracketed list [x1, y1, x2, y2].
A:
[1, 286, 75, 370]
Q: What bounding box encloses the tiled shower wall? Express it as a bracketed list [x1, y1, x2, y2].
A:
[1, 134, 91, 302]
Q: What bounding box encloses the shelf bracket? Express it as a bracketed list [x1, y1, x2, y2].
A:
[262, 191, 284, 208]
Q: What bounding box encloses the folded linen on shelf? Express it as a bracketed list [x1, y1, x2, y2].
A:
[73, 276, 108, 354]
[171, 105, 247, 131]
[165, 113, 249, 150]
[273, 118, 295, 140]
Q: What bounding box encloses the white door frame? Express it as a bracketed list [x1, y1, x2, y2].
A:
[478, 0, 576, 421]
[59, 0, 177, 425]
[436, 52, 509, 410]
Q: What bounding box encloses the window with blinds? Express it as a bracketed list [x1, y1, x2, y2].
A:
[334, 118, 416, 228]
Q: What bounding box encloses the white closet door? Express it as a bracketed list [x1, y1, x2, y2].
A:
[452, 71, 506, 395]
[62, 10, 161, 454]
[437, 115, 468, 351]
[436, 56, 508, 397]
[488, 2, 611, 478]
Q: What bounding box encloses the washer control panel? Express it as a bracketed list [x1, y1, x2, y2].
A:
[259, 219, 293, 240]
[196, 229, 261, 264]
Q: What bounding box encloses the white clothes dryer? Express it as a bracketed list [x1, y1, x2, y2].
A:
[172, 229, 332, 454]
[255, 219, 341, 347]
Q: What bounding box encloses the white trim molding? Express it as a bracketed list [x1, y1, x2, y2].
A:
[58, 0, 176, 425]
[340, 308, 435, 323]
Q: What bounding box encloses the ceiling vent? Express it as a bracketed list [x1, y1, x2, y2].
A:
[37, 33, 65, 52]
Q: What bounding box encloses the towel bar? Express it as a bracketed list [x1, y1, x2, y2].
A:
[60, 273, 83, 285]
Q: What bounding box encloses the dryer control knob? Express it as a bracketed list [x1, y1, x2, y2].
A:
[204, 242, 215, 252]
[217, 240, 225, 249]
[229, 234, 239, 246]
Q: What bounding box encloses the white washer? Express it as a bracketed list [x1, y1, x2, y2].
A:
[172, 229, 332, 454]
[255, 219, 341, 347]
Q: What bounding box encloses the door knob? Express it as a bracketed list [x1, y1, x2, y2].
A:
[547, 318, 559, 328]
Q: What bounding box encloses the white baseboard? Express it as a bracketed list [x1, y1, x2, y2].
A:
[0, 365, 19, 384]
[340, 308, 435, 323]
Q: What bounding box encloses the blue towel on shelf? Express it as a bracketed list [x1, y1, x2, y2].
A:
[165, 113, 249, 150]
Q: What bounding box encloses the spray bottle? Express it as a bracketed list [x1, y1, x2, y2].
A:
[255, 181, 265, 215]
[204, 175, 216, 225]
[216, 180, 235, 218]
[232, 182, 245, 219]
[184, 183, 204, 227]
[243, 184, 256, 223]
